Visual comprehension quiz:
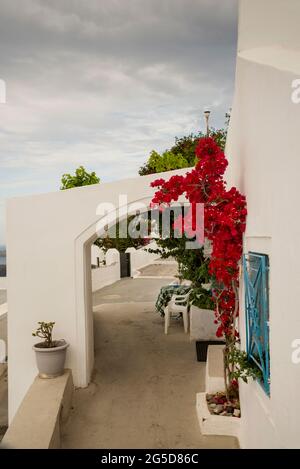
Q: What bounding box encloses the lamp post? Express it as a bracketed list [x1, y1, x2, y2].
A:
[204, 110, 211, 137]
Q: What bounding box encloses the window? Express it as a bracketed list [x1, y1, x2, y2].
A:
[243, 252, 270, 395]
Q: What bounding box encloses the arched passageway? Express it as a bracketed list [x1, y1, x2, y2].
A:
[6, 169, 188, 420]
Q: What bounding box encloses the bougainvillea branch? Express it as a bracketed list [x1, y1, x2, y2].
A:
[151, 137, 248, 398]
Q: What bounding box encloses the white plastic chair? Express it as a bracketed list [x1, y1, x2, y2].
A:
[164, 290, 192, 334]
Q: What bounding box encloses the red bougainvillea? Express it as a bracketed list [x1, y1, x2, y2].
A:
[151, 137, 247, 393]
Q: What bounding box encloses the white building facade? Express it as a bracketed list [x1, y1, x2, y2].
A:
[226, 0, 300, 448]
[5, 0, 300, 449]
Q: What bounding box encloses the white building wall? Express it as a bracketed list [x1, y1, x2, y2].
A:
[91, 243, 161, 290]
[6, 168, 189, 422]
[91, 249, 121, 292]
[226, 0, 300, 448]
[91, 262, 120, 292]
[91, 244, 105, 266]
[126, 241, 160, 277]
[0, 277, 7, 290]
[105, 248, 119, 266]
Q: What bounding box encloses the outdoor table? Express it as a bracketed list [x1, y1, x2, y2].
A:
[155, 284, 191, 317]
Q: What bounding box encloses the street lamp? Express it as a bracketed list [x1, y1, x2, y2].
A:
[204, 110, 211, 137]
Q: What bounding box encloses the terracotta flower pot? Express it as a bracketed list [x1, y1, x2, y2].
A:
[33, 340, 69, 378]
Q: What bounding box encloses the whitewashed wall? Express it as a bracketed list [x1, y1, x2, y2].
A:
[0, 277, 7, 290]
[105, 248, 119, 266]
[126, 241, 160, 276]
[91, 243, 161, 291]
[91, 244, 105, 266]
[6, 168, 189, 421]
[92, 263, 120, 292]
[226, 0, 300, 448]
[91, 248, 120, 292]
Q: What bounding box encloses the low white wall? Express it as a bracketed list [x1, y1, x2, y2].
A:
[126, 241, 159, 276]
[6, 166, 190, 422]
[0, 277, 7, 290]
[91, 243, 161, 291]
[2, 370, 73, 449]
[92, 262, 120, 292]
[105, 248, 119, 266]
[91, 248, 121, 292]
[91, 245, 105, 266]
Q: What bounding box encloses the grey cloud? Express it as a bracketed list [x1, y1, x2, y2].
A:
[0, 0, 238, 243]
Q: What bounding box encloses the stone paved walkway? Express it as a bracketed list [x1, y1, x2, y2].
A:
[62, 278, 238, 449]
[137, 262, 178, 278]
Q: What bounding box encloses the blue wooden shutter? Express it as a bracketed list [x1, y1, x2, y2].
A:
[243, 252, 270, 395]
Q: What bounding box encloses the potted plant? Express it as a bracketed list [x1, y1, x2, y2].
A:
[32, 322, 69, 378]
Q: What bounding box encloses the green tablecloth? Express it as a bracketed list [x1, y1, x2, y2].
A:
[155, 284, 191, 317]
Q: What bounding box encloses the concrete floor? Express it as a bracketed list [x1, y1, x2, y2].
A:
[137, 262, 178, 277]
[62, 277, 237, 449]
[93, 277, 174, 305]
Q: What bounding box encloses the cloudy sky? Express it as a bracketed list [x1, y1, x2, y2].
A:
[0, 0, 238, 244]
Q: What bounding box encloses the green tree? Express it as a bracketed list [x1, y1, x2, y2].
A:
[60, 166, 100, 190]
[141, 122, 229, 307]
[139, 150, 189, 176]
[139, 125, 228, 176]
[147, 209, 214, 309]
[95, 215, 150, 253]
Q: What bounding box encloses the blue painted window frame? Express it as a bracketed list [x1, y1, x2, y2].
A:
[243, 252, 270, 395]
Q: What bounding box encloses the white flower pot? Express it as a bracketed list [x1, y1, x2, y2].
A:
[190, 305, 222, 341]
[33, 340, 69, 379]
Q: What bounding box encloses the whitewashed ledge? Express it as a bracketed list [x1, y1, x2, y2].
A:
[1, 370, 73, 449]
[196, 392, 241, 439]
[196, 345, 241, 441]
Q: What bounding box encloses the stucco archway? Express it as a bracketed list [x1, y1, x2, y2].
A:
[7, 169, 189, 421]
[74, 196, 155, 389]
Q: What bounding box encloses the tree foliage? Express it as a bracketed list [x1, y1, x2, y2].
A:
[150, 136, 253, 399]
[143, 122, 228, 309]
[139, 150, 189, 175]
[61, 166, 100, 190]
[148, 209, 214, 309]
[95, 215, 150, 253]
[139, 127, 227, 176]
